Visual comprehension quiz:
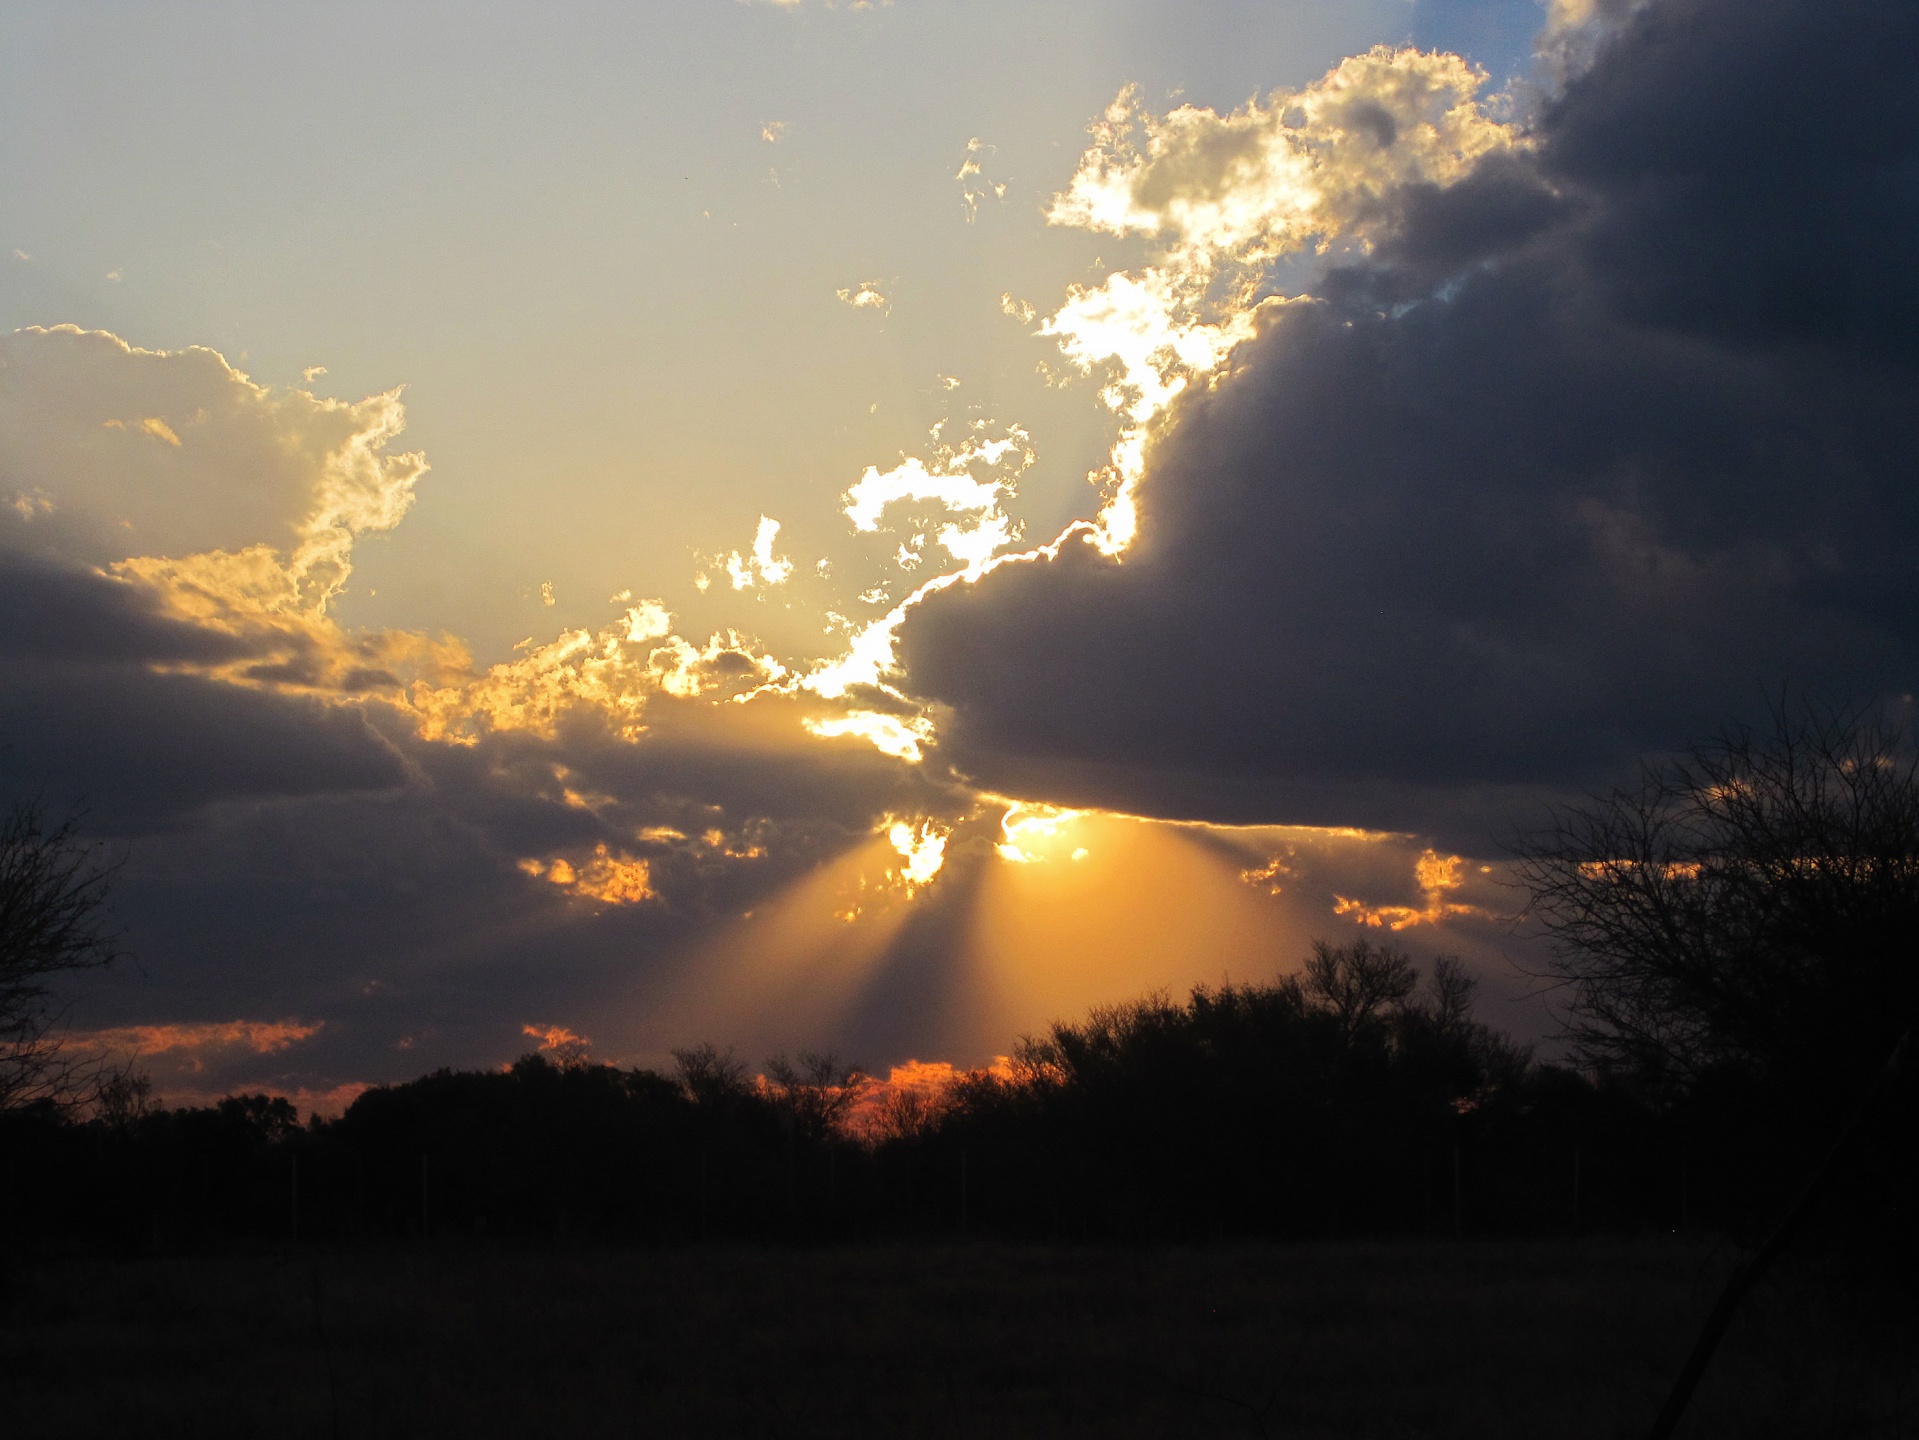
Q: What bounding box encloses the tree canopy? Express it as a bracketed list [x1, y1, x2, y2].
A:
[1516, 702, 1919, 1108]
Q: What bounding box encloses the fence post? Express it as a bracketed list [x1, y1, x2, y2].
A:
[1451, 1145, 1462, 1239]
[960, 1149, 970, 1235]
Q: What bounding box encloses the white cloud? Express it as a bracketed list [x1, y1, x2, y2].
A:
[720, 515, 795, 590]
[955, 137, 1006, 221]
[836, 280, 891, 315]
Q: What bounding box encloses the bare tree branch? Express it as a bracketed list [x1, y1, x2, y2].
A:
[1514, 698, 1919, 1098]
[0, 799, 123, 1110]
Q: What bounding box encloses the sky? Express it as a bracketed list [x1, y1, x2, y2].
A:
[4, 0, 1914, 1112]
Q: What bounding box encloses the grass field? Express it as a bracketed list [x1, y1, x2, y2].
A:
[1, 1239, 1912, 1438]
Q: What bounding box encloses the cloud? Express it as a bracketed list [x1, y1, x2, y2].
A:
[67, 1018, 369, 1116]
[77, 1019, 322, 1059]
[840, 426, 1031, 571]
[1331, 850, 1500, 931]
[518, 845, 655, 906]
[836, 281, 891, 315]
[897, 0, 1919, 845]
[1031, 48, 1518, 555]
[955, 137, 1005, 222]
[1046, 50, 1514, 256]
[803, 710, 936, 763]
[720, 515, 795, 591]
[2, 326, 425, 603]
[0, 552, 411, 830]
[407, 613, 787, 743]
[522, 1023, 591, 1061]
[0, 325, 461, 704]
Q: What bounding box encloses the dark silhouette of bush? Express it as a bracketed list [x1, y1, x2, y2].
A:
[891, 940, 1546, 1240]
[6, 934, 1882, 1256]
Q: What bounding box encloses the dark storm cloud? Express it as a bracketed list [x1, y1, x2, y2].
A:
[67, 719, 959, 1099]
[0, 556, 407, 828]
[897, 0, 1919, 844]
[0, 554, 250, 666]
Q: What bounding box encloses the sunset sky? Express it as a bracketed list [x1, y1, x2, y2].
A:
[4, 0, 1913, 1112]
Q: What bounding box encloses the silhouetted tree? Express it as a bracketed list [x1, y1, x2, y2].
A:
[1515, 701, 1919, 1108]
[1302, 937, 1419, 1043]
[0, 800, 121, 1109]
[673, 1042, 750, 1108]
[763, 1051, 864, 1145]
[866, 1081, 949, 1144]
[94, 1071, 158, 1130]
[1424, 956, 1478, 1034]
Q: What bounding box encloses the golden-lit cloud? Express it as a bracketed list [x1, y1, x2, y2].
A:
[103, 414, 183, 446]
[522, 1023, 592, 1061]
[0, 325, 467, 700]
[887, 817, 949, 890]
[70, 1021, 330, 1106]
[718, 515, 796, 590]
[0, 54, 1531, 1089]
[76, 1018, 323, 1059]
[4, 326, 426, 602]
[1332, 848, 1500, 930]
[803, 709, 935, 762]
[9, 49, 1517, 795]
[409, 608, 786, 743]
[1049, 51, 1513, 255]
[840, 1058, 964, 1140]
[3, 335, 809, 758]
[1239, 854, 1292, 894]
[518, 844, 655, 905]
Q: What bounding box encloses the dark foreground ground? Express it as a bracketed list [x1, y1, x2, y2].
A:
[0, 1239, 1913, 1439]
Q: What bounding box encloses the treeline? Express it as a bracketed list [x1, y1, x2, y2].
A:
[3, 939, 1910, 1254]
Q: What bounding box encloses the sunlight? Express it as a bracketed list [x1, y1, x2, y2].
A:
[802, 709, 935, 762]
[641, 835, 920, 1048]
[963, 814, 1307, 1041]
[994, 801, 1087, 863]
[888, 818, 950, 890]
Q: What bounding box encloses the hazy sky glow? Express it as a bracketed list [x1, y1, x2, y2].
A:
[5, 0, 1913, 1111]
